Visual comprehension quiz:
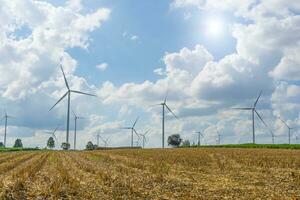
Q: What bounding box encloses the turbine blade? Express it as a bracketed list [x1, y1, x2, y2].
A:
[233, 107, 252, 110]
[255, 110, 268, 128]
[71, 90, 97, 97]
[164, 88, 169, 103]
[279, 117, 290, 129]
[49, 91, 68, 111]
[165, 104, 178, 119]
[53, 126, 59, 134]
[254, 90, 263, 108]
[120, 127, 131, 130]
[144, 130, 150, 135]
[132, 117, 139, 128]
[53, 134, 58, 143]
[60, 65, 70, 90]
[133, 128, 139, 137]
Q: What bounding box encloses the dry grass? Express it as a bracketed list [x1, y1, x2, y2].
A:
[0, 148, 299, 199]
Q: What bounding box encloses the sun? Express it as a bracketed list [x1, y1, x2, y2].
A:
[206, 18, 224, 37]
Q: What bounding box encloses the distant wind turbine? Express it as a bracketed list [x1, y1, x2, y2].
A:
[216, 127, 221, 145]
[234, 90, 268, 144]
[279, 117, 293, 144]
[96, 132, 101, 147]
[159, 92, 178, 148]
[121, 117, 139, 147]
[139, 129, 150, 148]
[73, 111, 84, 150]
[49, 65, 96, 149]
[45, 126, 59, 144]
[195, 131, 203, 146]
[100, 135, 110, 148]
[270, 130, 275, 144]
[2, 110, 14, 147]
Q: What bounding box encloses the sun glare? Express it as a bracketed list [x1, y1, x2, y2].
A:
[206, 18, 223, 37]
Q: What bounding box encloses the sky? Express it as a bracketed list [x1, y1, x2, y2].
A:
[0, 0, 300, 149]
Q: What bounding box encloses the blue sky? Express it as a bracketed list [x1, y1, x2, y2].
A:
[0, 0, 299, 149]
[69, 0, 237, 86]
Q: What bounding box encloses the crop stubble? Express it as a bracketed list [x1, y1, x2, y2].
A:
[0, 148, 298, 199]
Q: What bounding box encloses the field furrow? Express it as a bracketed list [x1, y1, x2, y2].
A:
[0, 149, 298, 199]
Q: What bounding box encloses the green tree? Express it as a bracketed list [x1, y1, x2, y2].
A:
[47, 137, 55, 149]
[14, 139, 23, 148]
[0, 142, 4, 148]
[86, 141, 94, 150]
[61, 142, 70, 150]
[167, 134, 182, 148]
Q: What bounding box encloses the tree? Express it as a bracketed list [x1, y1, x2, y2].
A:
[61, 142, 70, 150]
[47, 137, 55, 149]
[167, 134, 182, 147]
[0, 142, 4, 148]
[181, 140, 190, 147]
[14, 139, 23, 148]
[86, 141, 94, 150]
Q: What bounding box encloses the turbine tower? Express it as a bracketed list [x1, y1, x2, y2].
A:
[270, 130, 275, 144]
[73, 111, 84, 150]
[195, 131, 203, 146]
[140, 130, 150, 148]
[216, 127, 221, 145]
[49, 65, 96, 149]
[121, 117, 139, 147]
[45, 126, 59, 144]
[279, 118, 293, 144]
[160, 93, 178, 148]
[2, 110, 13, 147]
[96, 132, 101, 147]
[234, 90, 268, 144]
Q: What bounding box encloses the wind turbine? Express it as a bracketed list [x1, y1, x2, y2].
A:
[49, 65, 96, 149]
[159, 93, 178, 148]
[216, 127, 221, 145]
[45, 126, 59, 145]
[139, 129, 150, 148]
[2, 110, 14, 147]
[121, 117, 139, 147]
[73, 111, 84, 150]
[100, 135, 110, 148]
[96, 132, 101, 147]
[234, 90, 268, 144]
[195, 131, 203, 146]
[279, 118, 293, 144]
[270, 130, 275, 144]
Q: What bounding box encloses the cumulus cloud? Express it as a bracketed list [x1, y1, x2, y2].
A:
[0, 0, 110, 100]
[96, 62, 108, 71]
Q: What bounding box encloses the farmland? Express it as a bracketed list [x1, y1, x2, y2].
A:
[0, 148, 299, 199]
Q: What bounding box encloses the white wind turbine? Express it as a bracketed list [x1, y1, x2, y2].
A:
[195, 131, 203, 146]
[2, 110, 14, 147]
[234, 90, 269, 144]
[139, 129, 150, 148]
[49, 65, 96, 149]
[121, 117, 139, 147]
[45, 126, 59, 145]
[100, 135, 110, 148]
[73, 111, 84, 150]
[159, 93, 178, 148]
[279, 117, 293, 144]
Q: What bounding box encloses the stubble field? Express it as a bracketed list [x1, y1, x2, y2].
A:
[0, 148, 299, 199]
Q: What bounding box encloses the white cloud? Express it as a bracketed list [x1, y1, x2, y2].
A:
[130, 35, 139, 41]
[96, 62, 108, 71]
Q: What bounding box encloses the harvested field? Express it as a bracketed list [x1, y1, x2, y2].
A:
[0, 148, 299, 199]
